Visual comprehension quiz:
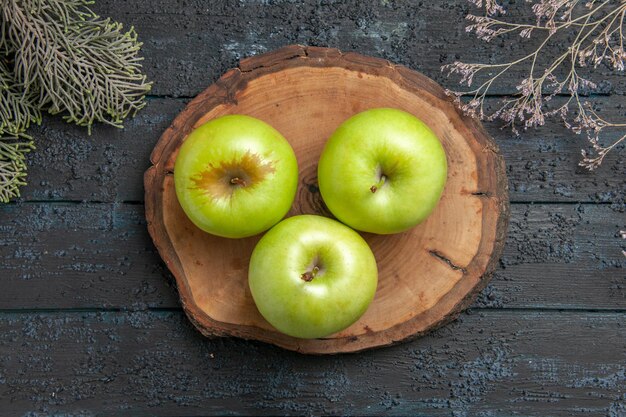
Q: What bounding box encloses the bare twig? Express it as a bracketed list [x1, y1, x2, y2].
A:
[443, 0, 626, 170]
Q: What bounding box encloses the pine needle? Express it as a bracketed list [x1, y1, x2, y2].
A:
[0, 0, 151, 202]
[0, 57, 38, 202]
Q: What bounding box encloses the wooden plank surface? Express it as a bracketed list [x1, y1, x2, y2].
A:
[0, 310, 623, 416]
[20, 97, 626, 203]
[89, 0, 626, 98]
[1, 0, 625, 415]
[0, 203, 623, 310]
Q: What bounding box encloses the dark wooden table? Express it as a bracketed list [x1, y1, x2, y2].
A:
[1, 1, 625, 415]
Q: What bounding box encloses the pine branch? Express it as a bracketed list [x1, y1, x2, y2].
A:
[0, 58, 37, 202]
[0, 58, 40, 135]
[0, 134, 34, 202]
[2, 0, 152, 133]
[0, 0, 151, 202]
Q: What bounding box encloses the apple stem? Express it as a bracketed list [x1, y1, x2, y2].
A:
[300, 266, 320, 282]
[230, 177, 247, 187]
[370, 174, 387, 193]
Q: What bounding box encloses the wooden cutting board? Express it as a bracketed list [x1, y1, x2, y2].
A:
[144, 45, 509, 354]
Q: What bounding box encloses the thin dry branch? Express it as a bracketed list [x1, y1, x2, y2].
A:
[443, 0, 626, 170]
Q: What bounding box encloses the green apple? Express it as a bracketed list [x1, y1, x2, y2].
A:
[318, 108, 447, 234]
[248, 215, 378, 339]
[174, 114, 298, 238]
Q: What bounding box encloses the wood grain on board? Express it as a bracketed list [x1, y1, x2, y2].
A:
[145, 45, 509, 353]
